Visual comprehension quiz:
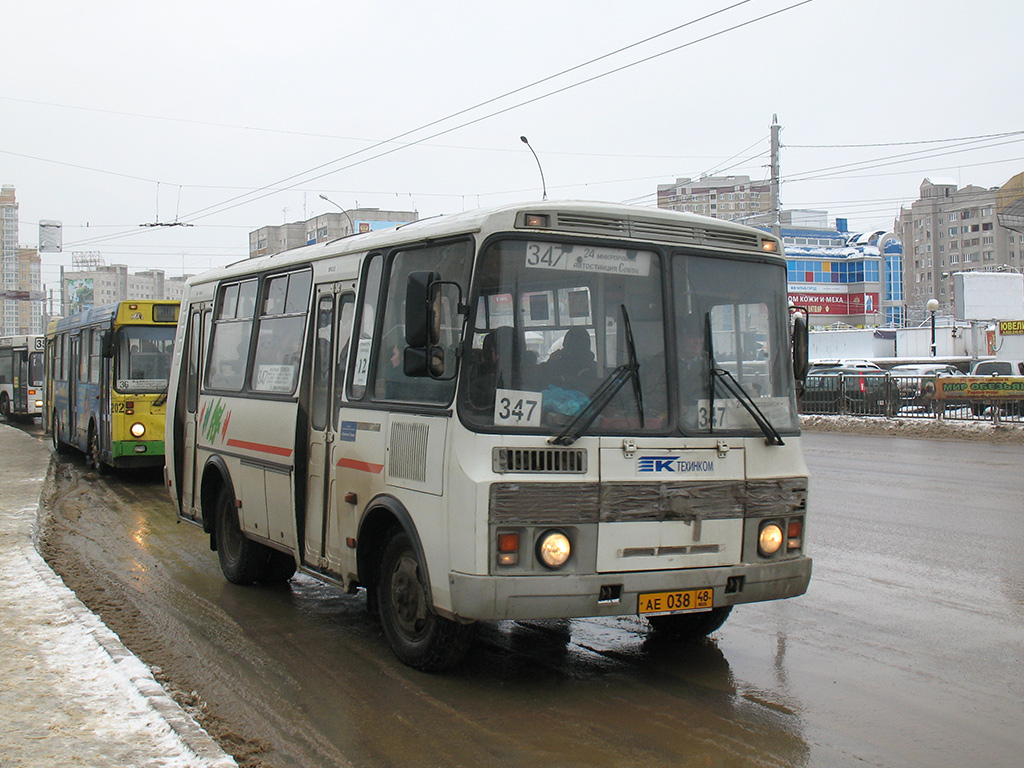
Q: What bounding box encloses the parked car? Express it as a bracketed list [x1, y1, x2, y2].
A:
[800, 367, 898, 416]
[888, 363, 964, 409]
[808, 359, 883, 373]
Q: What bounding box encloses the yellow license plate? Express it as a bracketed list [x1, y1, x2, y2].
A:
[638, 589, 713, 616]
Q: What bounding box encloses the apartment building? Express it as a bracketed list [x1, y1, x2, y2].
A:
[896, 174, 1024, 321]
[249, 207, 419, 258]
[656, 175, 771, 222]
[61, 264, 190, 314]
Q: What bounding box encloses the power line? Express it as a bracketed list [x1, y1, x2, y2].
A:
[176, 0, 818, 225]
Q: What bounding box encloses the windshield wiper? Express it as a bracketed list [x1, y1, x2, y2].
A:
[704, 312, 783, 446]
[710, 367, 784, 446]
[549, 305, 643, 446]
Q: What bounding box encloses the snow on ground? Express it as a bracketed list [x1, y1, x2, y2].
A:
[800, 414, 1024, 444]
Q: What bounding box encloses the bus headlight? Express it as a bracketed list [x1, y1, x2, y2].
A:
[537, 529, 571, 569]
[130, 422, 146, 438]
[758, 522, 784, 556]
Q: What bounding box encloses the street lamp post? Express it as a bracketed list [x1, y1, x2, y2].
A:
[926, 298, 939, 357]
[318, 194, 354, 236]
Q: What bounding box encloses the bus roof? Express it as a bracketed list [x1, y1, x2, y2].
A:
[187, 200, 784, 287]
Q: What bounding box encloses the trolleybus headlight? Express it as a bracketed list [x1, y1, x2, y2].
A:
[537, 529, 571, 569]
[130, 422, 146, 438]
[758, 522, 784, 556]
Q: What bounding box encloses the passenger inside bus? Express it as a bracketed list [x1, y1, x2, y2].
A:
[539, 326, 597, 390]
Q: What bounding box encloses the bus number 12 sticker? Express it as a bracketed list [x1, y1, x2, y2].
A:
[494, 389, 542, 427]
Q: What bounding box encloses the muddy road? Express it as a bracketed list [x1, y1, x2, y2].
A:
[36, 431, 1024, 768]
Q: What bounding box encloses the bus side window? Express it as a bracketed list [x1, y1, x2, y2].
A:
[350, 254, 383, 401]
[251, 270, 311, 395]
[207, 278, 257, 391]
[372, 240, 472, 404]
[334, 294, 355, 419]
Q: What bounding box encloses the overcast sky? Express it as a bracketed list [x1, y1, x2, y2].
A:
[4, 0, 1023, 298]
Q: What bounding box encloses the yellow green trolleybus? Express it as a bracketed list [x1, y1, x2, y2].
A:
[47, 300, 179, 471]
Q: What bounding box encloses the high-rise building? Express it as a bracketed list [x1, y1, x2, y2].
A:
[1, 186, 45, 335]
[896, 174, 1024, 321]
[2, 185, 21, 335]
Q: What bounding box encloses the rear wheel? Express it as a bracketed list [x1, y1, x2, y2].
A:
[215, 486, 269, 585]
[377, 530, 474, 671]
[647, 606, 733, 640]
[214, 486, 296, 585]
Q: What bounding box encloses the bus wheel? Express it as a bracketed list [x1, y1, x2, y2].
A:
[647, 606, 733, 640]
[88, 425, 107, 475]
[377, 530, 474, 671]
[214, 487, 269, 585]
[0, 393, 9, 421]
[51, 418, 70, 455]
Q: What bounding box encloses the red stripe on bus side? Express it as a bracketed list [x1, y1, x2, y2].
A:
[337, 457, 384, 474]
[225, 438, 293, 457]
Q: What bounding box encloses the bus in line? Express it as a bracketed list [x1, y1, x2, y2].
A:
[165, 201, 811, 670]
[46, 300, 179, 472]
[0, 334, 45, 420]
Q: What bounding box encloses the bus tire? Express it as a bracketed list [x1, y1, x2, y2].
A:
[0, 393, 9, 421]
[215, 486, 270, 585]
[377, 530, 474, 671]
[647, 606, 733, 640]
[51, 417, 71, 456]
[88, 424, 107, 475]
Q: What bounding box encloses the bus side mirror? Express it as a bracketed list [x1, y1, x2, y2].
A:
[791, 308, 809, 384]
[101, 330, 116, 359]
[405, 270, 442, 350]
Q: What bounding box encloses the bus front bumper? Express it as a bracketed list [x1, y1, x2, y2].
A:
[446, 556, 811, 622]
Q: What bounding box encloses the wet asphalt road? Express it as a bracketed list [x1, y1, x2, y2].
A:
[31, 425, 1024, 768]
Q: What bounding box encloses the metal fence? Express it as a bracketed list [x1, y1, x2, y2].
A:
[799, 373, 1024, 424]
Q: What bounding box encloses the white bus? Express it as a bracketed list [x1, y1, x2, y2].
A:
[0, 334, 45, 420]
[165, 201, 811, 670]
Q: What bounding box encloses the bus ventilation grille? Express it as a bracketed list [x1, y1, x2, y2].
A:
[492, 447, 588, 474]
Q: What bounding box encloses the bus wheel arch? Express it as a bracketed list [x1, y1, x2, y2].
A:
[356, 498, 427, 608]
[200, 456, 233, 541]
[357, 498, 474, 670]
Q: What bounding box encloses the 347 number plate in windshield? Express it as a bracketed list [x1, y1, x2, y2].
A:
[638, 588, 713, 616]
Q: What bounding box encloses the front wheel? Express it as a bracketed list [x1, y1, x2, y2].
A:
[0, 393, 10, 421]
[215, 486, 269, 585]
[88, 424, 107, 475]
[647, 606, 733, 640]
[377, 530, 474, 671]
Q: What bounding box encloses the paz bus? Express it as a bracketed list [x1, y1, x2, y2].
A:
[46, 300, 179, 472]
[0, 334, 45, 420]
[165, 201, 811, 670]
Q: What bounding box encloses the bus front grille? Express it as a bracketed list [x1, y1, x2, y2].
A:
[492, 447, 588, 474]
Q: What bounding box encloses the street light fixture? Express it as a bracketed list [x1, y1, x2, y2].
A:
[318, 194, 355, 235]
[926, 298, 939, 357]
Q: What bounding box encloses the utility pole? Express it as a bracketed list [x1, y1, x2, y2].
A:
[770, 114, 782, 239]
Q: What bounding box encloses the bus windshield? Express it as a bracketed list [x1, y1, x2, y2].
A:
[673, 254, 799, 435]
[458, 238, 798, 437]
[459, 238, 668, 434]
[115, 326, 176, 392]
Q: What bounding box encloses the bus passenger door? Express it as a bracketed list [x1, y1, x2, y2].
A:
[180, 309, 208, 519]
[304, 285, 355, 570]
